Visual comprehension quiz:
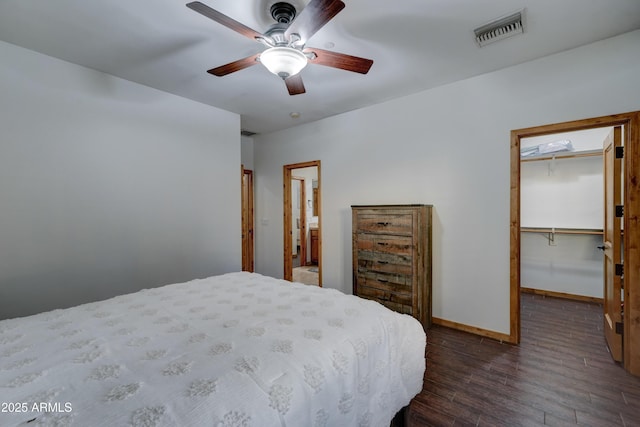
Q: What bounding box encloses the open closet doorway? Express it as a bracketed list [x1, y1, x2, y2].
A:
[510, 111, 640, 376]
[283, 161, 321, 286]
[519, 127, 611, 304]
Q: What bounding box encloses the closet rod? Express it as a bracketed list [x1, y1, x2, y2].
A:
[520, 227, 603, 235]
[520, 149, 602, 163]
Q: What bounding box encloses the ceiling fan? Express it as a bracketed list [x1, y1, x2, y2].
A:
[186, 0, 374, 95]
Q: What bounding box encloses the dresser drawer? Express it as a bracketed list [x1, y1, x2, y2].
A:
[357, 251, 412, 275]
[356, 269, 413, 291]
[381, 300, 412, 315]
[355, 213, 414, 235]
[357, 258, 413, 276]
[358, 292, 413, 315]
[356, 234, 413, 255]
[357, 285, 413, 306]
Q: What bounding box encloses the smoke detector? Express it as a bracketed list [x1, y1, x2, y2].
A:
[474, 10, 524, 47]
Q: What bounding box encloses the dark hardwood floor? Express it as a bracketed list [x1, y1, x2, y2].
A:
[406, 293, 640, 426]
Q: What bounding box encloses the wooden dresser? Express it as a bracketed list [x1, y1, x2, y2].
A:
[351, 204, 432, 329]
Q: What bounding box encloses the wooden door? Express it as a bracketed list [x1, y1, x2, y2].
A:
[603, 127, 623, 361]
[241, 167, 254, 272]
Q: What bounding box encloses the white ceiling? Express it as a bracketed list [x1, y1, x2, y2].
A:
[1, 0, 639, 134]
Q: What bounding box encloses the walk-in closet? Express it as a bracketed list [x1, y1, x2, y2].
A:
[520, 127, 615, 302]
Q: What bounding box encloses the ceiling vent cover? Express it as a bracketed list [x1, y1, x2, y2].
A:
[474, 10, 524, 47]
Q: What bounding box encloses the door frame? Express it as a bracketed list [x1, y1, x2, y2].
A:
[510, 111, 640, 375]
[241, 166, 254, 272]
[283, 160, 321, 285]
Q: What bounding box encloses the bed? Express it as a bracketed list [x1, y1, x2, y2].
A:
[0, 272, 426, 427]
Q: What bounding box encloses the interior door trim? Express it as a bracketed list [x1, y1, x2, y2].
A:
[510, 111, 640, 376]
[241, 166, 254, 272]
[283, 160, 321, 286]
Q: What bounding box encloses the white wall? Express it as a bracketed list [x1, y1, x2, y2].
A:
[521, 156, 603, 229]
[0, 41, 241, 320]
[253, 30, 640, 335]
[521, 233, 603, 298]
[521, 128, 610, 229]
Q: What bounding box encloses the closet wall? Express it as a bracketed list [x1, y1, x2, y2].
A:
[520, 127, 613, 299]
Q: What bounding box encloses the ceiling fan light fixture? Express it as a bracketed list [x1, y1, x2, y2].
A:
[260, 46, 308, 79]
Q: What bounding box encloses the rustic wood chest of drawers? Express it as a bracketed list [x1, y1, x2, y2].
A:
[351, 204, 432, 329]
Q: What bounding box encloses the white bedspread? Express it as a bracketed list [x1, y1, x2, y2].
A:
[0, 272, 425, 427]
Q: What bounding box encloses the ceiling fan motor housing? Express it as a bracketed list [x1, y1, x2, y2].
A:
[270, 2, 296, 24]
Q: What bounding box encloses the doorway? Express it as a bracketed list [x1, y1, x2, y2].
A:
[291, 176, 307, 270]
[283, 160, 321, 286]
[510, 111, 640, 376]
[519, 127, 610, 304]
[241, 166, 254, 272]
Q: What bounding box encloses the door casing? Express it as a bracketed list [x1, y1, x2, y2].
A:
[510, 111, 640, 375]
[241, 166, 254, 272]
[283, 160, 321, 285]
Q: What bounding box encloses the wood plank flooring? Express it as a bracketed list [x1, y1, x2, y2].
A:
[406, 293, 640, 426]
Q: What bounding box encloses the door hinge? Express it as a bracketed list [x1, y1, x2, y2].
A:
[615, 263, 624, 276]
[615, 146, 624, 159]
[616, 205, 624, 218]
[615, 321, 624, 335]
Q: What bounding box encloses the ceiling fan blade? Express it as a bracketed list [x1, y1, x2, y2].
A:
[207, 53, 261, 76]
[186, 1, 263, 40]
[305, 48, 373, 74]
[285, 74, 306, 95]
[284, 0, 345, 43]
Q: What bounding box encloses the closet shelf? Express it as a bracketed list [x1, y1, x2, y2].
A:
[520, 149, 602, 162]
[521, 227, 603, 235]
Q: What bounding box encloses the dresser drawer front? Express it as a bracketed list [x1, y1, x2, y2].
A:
[356, 234, 413, 255]
[356, 213, 414, 235]
[356, 269, 413, 290]
[357, 285, 413, 306]
[357, 260, 413, 277]
[357, 250, 412, 272]
[358, 293, 413, 315]
[380, 300, 413, 315]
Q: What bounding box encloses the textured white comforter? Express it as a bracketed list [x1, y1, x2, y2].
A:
[0, 272, 426, 427]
